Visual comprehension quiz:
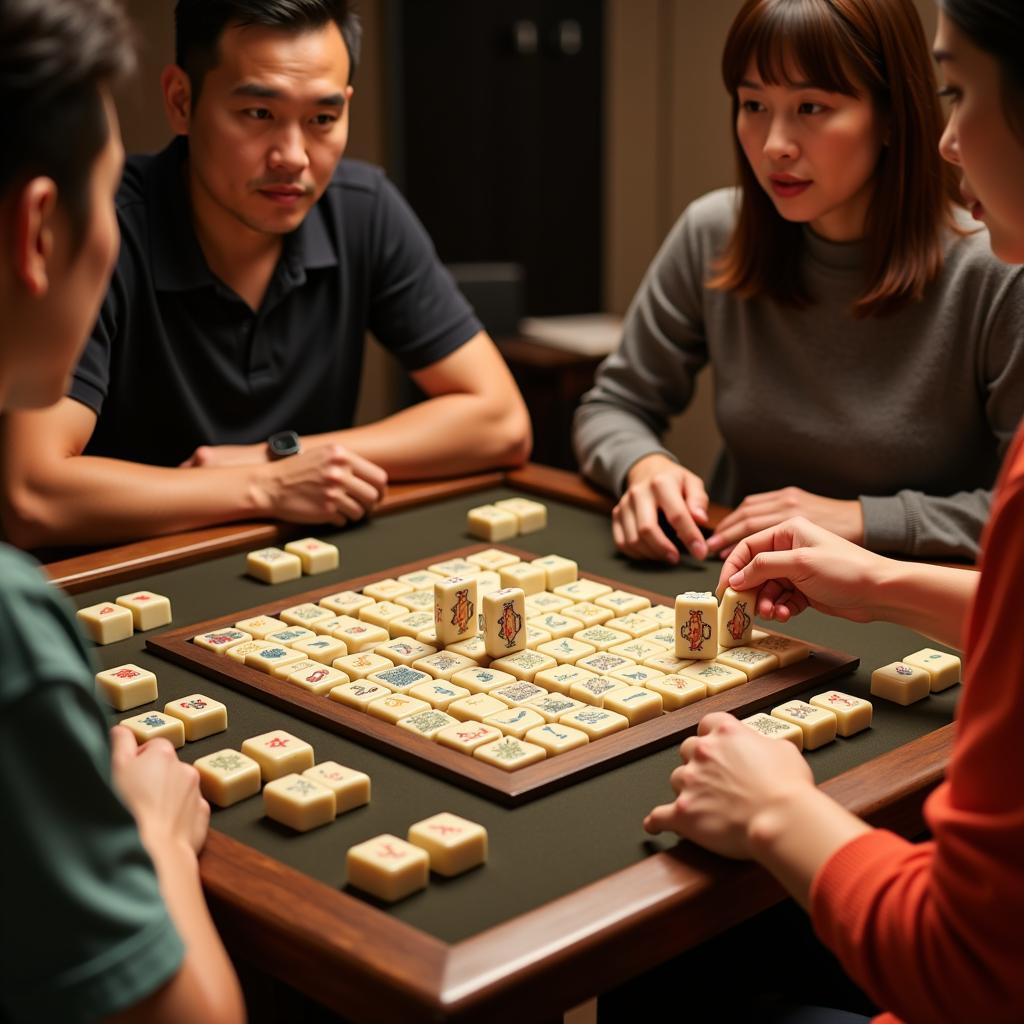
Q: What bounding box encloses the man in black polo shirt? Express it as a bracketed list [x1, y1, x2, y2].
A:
[1, 0, 531, 548]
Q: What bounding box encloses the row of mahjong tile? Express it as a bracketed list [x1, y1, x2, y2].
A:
[466, 497, 548, 541]
[77, 590, 173, 645]
[743, 691, 873, 749]
[247, 537, 340, 583]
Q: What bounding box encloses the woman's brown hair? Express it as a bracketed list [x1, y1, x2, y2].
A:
[709, 0, 962, 318]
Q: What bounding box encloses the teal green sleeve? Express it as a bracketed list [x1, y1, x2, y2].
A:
[0, 546, 183, 1023]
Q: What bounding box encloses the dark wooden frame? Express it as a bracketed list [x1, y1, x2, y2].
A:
[44, 465, 955, 1023]
[148, 542, 859, 805]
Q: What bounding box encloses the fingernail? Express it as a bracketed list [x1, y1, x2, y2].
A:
[729, 569, 745, 587]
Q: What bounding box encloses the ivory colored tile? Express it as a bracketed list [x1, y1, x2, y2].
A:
[427, 558, 481, 578]
[375, 637, 437, 667]
[246, 546, 301, 583]
[273, 658, 320, 680]
[474, 735, 547, 770]
[194, 749, 262, 807]
[530, 554, 578, 590]
[398, 569, 445, 588]
[596, 590, 652, 615]
[718, 587, 755, 649]
[606, 664, 665, 688]
[680, 661, 747, 695]
[302, 762, 370, 813]
[488, 649, 557, 682]
[559, 705, 630, 740]
[467, 504, 519, 541]
[290, 634, 348, 665]
[553, 578, 612, 602]
[645, 629, 677, 649]
[524, 624, 552, 647]
[284, 537, 339, 575]
[241, 730, 314, 782]
[484, 705, 547, 739]
[751, 634, 811, 667]
[435, 720, 504, 753]
[76, 602, 134, 645]
[361, 578, 414, 602]
[674, 592, 718, 660]
[494, 496, 547, 533]
[647, 673, 707, 710]
[319, 590, 374, 616]
[367, 693, 432, 724]
[263, 773, 336, 832]
[119, 710, 185, 748]
[870, 662, 931, 705]
[474, 571, 502, 596]
[903, 648, 961, 692]
[646, 605, 676, 626]
[95, 664, 158, 711]
[527, 722, 591, 758]
[315, 616, 358, 640]
[332, 620, 391, 653]
[466, 548, 521, 571]
[572, 625, 631, 651]
[163, 693, 227, 741]
[225, 639, 277, 664]
[346, 834, 429, 902]
[771, 700, 837, 750]
[564, 601, 614, 627]
[244, 645, 305, 675]
[368, 665, 434, 694]
[409, 679, 471, 710]
[603, 685, 663, 725]
[570, 675, 628, 707]
[392, 611, 436, 637]
[529, 612, 584, 640]
[524, 692, 588, 723]
[499, 561, 546, 596]
[115, 590, 172, 631]
[358, 601, 409, 632]
[534, 665, 598, 695]
[643, 653, 695, 674]
[751, 628, 770, 641]
[435, 576, 480, 647]
[482, 587, 527, 658]
[537, 636, 595, 665]
[395, 589, 436, 612]
[416, 626, 438, 646]
[715, 647, 779, 679]
[193, 628, 252, 654]
[525, 591, 575, 615]
[235, 615, 287, 640]
[407, 812, 487, 876]
[287, 663, 349, 695]
[575, 651, 636, 677]
[280, 603, 336, 629]
[447, 692, 508, 722]
[452, 666, 517, 694]
[809, 691, 873, 736]
[609, 638, 664, 663]
[491, 680, 547, 707]
[329, 679, 391, 711]
[397, 709, 460, 739]
[605, 614, 660, 639]
[742, 713, 803, 748]
[265, 626, 317, 647]
[445, 634, 490, 665]
[413, 650, 477, 681]
[333, 651, 394, 679]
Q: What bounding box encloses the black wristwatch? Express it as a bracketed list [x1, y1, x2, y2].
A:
[267, 430, 302, 459]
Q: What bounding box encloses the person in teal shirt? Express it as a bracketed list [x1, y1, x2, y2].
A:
[0, 1, 243, 1021]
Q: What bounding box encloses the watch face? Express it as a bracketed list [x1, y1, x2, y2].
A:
[268, 431, 301, 458]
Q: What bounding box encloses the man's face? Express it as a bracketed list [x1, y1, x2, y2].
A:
[185, 21, 352, 237]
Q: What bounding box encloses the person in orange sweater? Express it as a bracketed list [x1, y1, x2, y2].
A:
[643, 2, 1024, 1022]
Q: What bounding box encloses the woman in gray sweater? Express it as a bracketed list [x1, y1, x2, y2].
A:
[575, 0, 1024, 563]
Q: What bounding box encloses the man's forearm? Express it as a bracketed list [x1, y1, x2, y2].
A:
[305, 393, 531, 479]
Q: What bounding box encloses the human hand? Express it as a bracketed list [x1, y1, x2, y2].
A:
[716, 516, 889, 624]
[706, 488, 863, 559]
[179, 443, 269, 468]
[109, 725, 209, 856]
[643, 712, 814, 859]
[254, 444, 388, 526]
[613, 454, 709, 563]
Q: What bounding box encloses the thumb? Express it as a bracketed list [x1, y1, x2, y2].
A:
[109, 724, 139, 764]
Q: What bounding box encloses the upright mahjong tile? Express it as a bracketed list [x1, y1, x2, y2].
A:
[482, 587, 527, 657]
[434, 576, 480, 647]
[718, 587, 755, 649]
[674, 592, 718, 660]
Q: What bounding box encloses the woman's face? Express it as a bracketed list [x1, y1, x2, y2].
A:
[936, 12, 1024, 263]
[736, 59, 887, 242]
